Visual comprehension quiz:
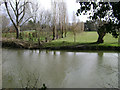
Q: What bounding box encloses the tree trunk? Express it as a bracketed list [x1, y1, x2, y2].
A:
[16, 28, 19, 39]
[16, 26, 20, 39]
[118, 30, 120, 45]
[61, 26, 64, 38]
[52, 26, 56, 40]
[97, 31, 106, 43]
[74, 33, 76, 43]
[65, 29, 67, 37]
[56, 30, 58, 39]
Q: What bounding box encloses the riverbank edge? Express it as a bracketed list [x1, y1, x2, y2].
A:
[1, 40, 120, 51]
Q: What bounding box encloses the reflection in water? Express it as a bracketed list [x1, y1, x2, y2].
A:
[0, 48, 2, 89]
[2, 49, 119, 88]
[118, 53, 120, 89]
[96, 52, 118, 88]
[97, 51, 103, 60]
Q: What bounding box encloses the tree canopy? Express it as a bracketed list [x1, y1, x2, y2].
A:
[76, 1, 120, 43]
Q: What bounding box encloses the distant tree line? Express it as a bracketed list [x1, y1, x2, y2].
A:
[1, 0, 84, 43]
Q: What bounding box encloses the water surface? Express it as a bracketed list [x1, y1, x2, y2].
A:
[2, 48, 119, 88]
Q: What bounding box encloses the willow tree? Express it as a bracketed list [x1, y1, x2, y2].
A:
[4, 0, 32, 39]
[76, 1, 120, 43]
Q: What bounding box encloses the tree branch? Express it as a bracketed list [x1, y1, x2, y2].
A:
[19, 8, 24, 16]
[18, 1, 26, 25]
[9, 1, 17, 16]
[17, 0, 20, 6]
[4, 2, 17, 30]
[10, 0, 16, 6]
[18, 2, 31, 10]
[16, 1, 19, 26]
[20, 16, 33, 26]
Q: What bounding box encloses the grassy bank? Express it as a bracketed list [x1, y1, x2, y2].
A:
[2, 31, 120, 50]
[43, 31, 120, 48]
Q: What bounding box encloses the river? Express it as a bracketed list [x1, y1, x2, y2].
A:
[2, 48, 119, 88]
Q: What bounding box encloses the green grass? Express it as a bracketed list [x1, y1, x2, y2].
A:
[2, 31, 120, 47]
[44, 31, 120, 47]
[53, 31, 98, 43]
[2, 30, 48, 42]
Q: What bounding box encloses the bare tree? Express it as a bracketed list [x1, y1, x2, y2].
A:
[71, 12, 84, 42]
[28, 1, 40, 24]
[2, 14, 10, 33]
[51, 0, 57, 40]
[58, 1, 64, 38]
[71, 12, 77, 42]
[0, 3, 2, 42]
[58, 1, 62, 38]
[64, 15, 69, 37]
[3, 0, 33, 39]
[57, 0, 68, 38]
[44, 10, 53, 42]
[62, 1, 68, 38]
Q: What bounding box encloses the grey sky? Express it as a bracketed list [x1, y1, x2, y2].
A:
[39, 0, 89, 22]
[0, 0, 89, 23]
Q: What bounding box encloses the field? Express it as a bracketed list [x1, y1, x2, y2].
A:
[43, 31, 120, 47]
[2, 31, 120, 47]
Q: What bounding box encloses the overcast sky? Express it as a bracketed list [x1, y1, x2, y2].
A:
[0, 0, 89, 23]
[39, 0, 89, 22]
